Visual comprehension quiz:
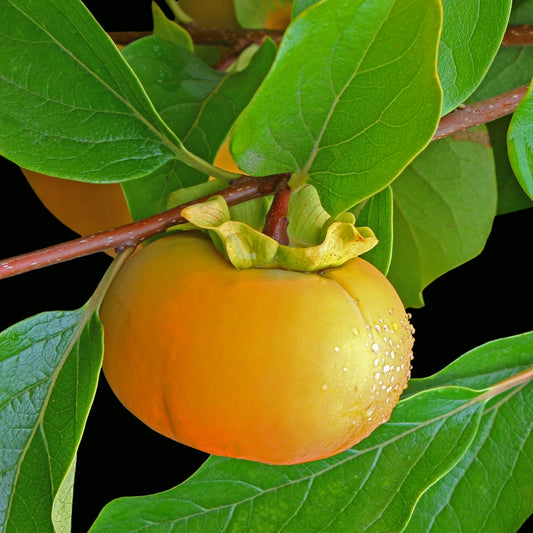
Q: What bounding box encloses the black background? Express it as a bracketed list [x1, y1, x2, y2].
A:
[1, 1, 532, 531]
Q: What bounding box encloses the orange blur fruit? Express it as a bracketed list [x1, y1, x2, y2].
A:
[178, 0, 240, 29]
[100, 232, 414, 465]
[264, 2, 292, 29]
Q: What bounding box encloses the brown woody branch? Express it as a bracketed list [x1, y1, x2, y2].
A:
[107, 24, 283, 48]
[502, 25, 533, 46]
[432, 85, 528, 140]
[0, 174, 289, 280]
[1, 85, 528, 281]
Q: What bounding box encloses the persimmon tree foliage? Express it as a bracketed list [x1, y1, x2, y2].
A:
[1, 0, 533, 532]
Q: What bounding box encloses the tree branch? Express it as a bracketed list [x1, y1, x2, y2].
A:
[502, 25, 533, 46]
[262, 179, 292, 245]
[1, 81, 530, 280]
[0, 174, 289, 280]
[107, 24, 283, 48]
[432, 85, 528, 140]
[109, 24, 533, 49]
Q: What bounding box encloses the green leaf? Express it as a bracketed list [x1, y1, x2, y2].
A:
[0, 309, 103, 533]
[120, 36, 276, 219]
[350, 187, 393, 275]
[472, 47, 533, 102]
[0, 0, 189, 182]
[508, 80, 533, 201]
[388, 130, 497, 308]
[438, 0, 512, 115]
[230, 0, 442, 217]
[510, 0, 533, 23]
[404, 333, 533, 533]
[489, 116, 533, 214]
[152, 1, 194, 51]
[406, 332, 533, 397]
[470, 46, 533, 214]
[89, 387, 483, 533]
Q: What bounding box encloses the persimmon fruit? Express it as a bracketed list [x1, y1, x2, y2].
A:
[100, 232, 414, 465]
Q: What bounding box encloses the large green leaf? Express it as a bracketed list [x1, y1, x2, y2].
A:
[0, 0, 206, 183]
[508, 81, 533, 201]
[510, 0, 533, 23]
[0, 309, 102, 533]
[89, 387, 482, 532]
[404, 332, 533, 533]
[230, 0, 442, 217]
[388, 130, 497, 308]
[471, 44, 533, 214]
[438, 0, 512, 115]
[120, 36, 276, 220]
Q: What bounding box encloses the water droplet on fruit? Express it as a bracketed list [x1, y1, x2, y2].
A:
[371, 343, 380, 353]
[352, 328, 360, 336]
[334, 346, 340, 353]
[374, 324, 381, 333]
[321, 383, 328, 392]
[343, 367, 348, 372]
[383, 364, 391, 373]
[392, 322, 399, 332]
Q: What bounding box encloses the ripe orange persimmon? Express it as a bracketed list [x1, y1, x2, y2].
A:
[100, 232, 414, 465]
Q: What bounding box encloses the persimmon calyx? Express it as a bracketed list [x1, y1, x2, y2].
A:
[180, 187, 377, 271]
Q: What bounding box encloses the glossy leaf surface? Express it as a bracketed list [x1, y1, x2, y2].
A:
[120, 37, 276, 220]
[0, 309, 103, 533]
[388, 131, 497, 308]
[0, 0, 184, 182]
[230, 0, 442, 217]
[471, 44, 533, 214]
[438, 0, 512, 115]
[508, 81, 533, 201]
[405, 333, 533, 533]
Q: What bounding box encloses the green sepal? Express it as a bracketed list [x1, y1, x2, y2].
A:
[181, 193, 378, 272]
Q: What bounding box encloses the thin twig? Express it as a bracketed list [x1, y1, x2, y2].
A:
[432, 85, 529, 140]
[0, 174, 289, 280]
[2, 82, 530, 280]
[502, 25, 533, 46]
[107, 25, 283, 47]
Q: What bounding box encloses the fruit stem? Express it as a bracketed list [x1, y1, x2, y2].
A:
[262, 178, 291, 245]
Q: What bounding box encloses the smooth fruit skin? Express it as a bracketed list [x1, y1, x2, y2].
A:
[100, 232, 414, 465]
